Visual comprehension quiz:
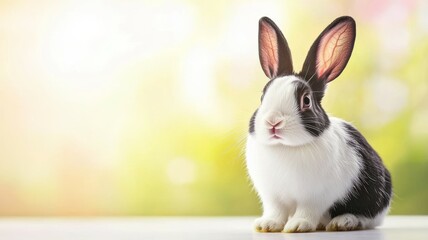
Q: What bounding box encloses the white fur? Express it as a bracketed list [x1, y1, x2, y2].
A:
[246, 76, 389, 232]
[256, 76, 315, 146]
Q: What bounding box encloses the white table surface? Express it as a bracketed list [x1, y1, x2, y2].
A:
[0, 216, 427, 240]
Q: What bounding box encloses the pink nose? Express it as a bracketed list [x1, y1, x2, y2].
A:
[264, 113, 286, 132]
[266, 117, 285, 128]
[268, 120, 283, 135]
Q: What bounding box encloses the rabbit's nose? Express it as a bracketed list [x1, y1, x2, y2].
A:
[264, 113, 286, 129]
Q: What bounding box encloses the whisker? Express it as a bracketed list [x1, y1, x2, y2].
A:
[304, 60, 311, 80]
[307, 72, 317, 84]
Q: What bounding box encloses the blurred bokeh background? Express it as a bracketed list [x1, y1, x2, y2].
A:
[0, 0, 427, 216]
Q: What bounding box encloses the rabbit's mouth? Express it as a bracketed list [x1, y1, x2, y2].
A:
[269, 126, 284, 140]
[271, 134, 283, 140]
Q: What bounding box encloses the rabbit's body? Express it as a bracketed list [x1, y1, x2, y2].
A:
[246, 17, 392, 233]
[247, 116, 359, 217]
[247, 110, 391, 232]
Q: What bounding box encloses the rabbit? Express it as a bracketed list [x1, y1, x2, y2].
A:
[245, 16, 392, 233]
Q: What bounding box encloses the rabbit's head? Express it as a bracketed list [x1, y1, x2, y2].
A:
[250, 16, 356, 146]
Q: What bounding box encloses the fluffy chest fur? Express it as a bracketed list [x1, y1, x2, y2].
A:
[246, 118, 361, 205]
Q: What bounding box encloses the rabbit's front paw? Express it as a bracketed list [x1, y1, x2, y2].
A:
[283, 218, 316, 233]
[254, 217, 285, 232]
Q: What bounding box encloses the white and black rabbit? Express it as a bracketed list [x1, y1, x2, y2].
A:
[246, 16, 392, 233]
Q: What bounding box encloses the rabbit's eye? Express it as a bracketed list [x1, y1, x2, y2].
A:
[300, 93, 311, 110]
[304, 96, 310, 105]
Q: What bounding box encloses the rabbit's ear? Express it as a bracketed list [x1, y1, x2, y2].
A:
[259, 17, 293, 79]
[301, 16, 356, 83]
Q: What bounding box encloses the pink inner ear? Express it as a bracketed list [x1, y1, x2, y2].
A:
[259, 21, 279, 79]
[316, 22, 353, 82]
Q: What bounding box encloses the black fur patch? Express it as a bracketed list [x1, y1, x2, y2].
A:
[297, 72, 327, 102]
[294, 80, 330, 137]
[249, 109, 258, 134]
[329, 123, 392, 219]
